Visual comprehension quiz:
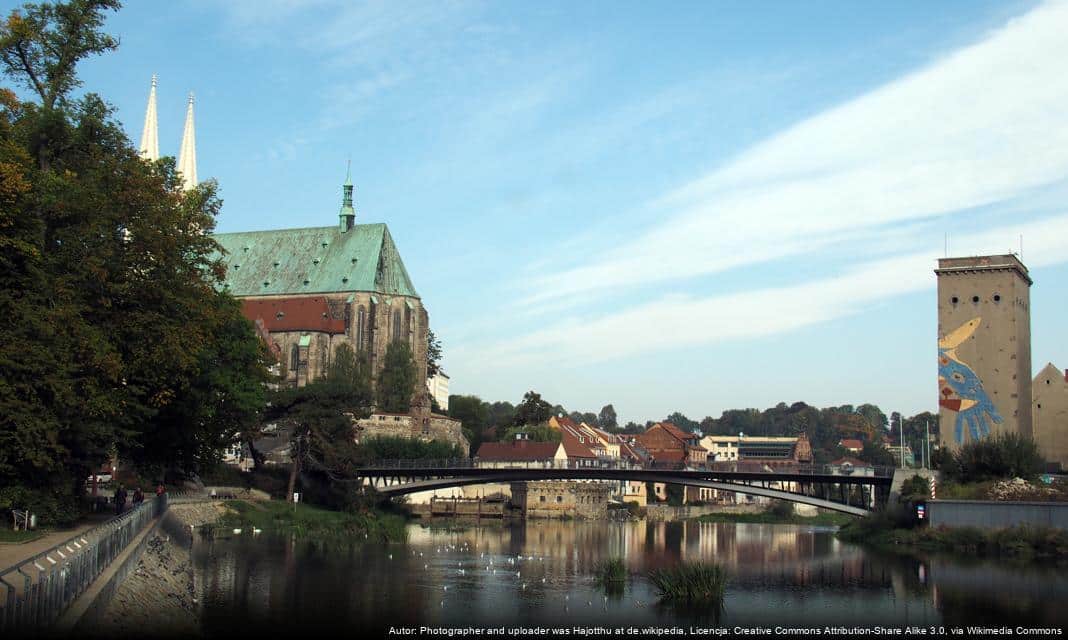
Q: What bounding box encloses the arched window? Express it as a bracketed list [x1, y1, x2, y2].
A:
[356, 306, 366, 351]
[405, 306, 413, 347]
[392, 309, 402, 342]
[290, 344, 299, 374]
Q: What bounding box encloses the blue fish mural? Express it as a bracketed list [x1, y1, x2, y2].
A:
[938, 317, 1003, 444]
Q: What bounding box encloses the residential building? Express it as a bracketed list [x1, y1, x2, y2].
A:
[637, 422, 708, 467]
[426, 371, 450, 411]
[1033, 363, 1068, 471]
[837, 439, 864, 454]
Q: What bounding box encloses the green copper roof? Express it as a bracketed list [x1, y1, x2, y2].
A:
[212, 223, 419, 298]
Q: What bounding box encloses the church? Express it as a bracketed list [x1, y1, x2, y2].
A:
[136, 76, 465, 454]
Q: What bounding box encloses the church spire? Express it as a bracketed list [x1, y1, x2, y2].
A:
[177, 92, 198, 191]
[339, 160, 356, 232]
[138, 74, 159, 161]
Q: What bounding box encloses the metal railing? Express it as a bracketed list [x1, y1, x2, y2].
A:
[357, 458, 895, 478]
[0, 494, 167, 631]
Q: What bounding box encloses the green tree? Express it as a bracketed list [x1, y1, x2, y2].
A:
[598, 404, 618, 430]
[513, 390, 552, 427]
[265, 343, 374, 500]
[426, 328, 442, 378]
[376, 340, 416, 413]
[500, 424, 561, 443]
[859, 441, 895, 467]
[448, 394, 489, 455]
[0, 0, 269, 520]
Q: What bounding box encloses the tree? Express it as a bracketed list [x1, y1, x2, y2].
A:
[448, 394, 489, 455]
[598, 404, 618, 430]
[513, 390, 552, 427]
[264, 343, 374, 500]
[859, 441, 895, 467]
[0, 0, 269, 521]
[426, 328, 442, 378]
[664, 412, 699, 433]
[376, 340, 416, 413]
[856, 403, 887, 431]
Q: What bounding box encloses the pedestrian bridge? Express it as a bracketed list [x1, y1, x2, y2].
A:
[355, 460, 894, 517]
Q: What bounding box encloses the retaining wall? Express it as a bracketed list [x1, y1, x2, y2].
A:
[928, 499, 1068, 530]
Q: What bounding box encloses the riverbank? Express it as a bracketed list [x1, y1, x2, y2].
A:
[91, 501, 224, 637]
[696, 510, 856, 526]
[212, 499, 409, 542]
[837, 518, 1068, 563]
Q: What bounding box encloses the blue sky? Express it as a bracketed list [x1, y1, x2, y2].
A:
[39, 0, 1068, 423]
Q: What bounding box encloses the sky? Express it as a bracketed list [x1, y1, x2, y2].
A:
[15, 0, 1068, 424]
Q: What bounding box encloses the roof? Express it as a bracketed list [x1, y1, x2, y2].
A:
[212, 223, 418, 298]
[832, 456, 870, 467]
[475, 441, 561, 462]
[838, 439, 864, 450]
[243, 296, 347, 335]
[657, 423, 707, 451]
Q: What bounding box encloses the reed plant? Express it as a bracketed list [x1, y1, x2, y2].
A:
[647, 563, 728, 603]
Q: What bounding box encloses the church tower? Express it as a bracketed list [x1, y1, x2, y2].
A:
[177, 93, 198, 191]
[138, 75, 159, 161]
[935, 254, 1032, 451]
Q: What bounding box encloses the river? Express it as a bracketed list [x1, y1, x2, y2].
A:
[193, 520, 1068, 635]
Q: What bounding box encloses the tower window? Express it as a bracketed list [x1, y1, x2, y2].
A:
[951, 296, 958, 304]
[993, 294, 1001, 302]
[971, 296, 979, 303]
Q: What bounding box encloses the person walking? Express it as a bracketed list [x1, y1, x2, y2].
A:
[133, 487, 144, 505]
[155, 482, 165, 497]
[114, 485, 127, 515]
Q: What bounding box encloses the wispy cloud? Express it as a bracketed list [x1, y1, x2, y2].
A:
[460, 214, 1068, 370]
[519, 1, 1068, 306]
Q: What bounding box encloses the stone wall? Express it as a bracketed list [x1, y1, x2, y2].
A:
[355, 412, 469, 456]
[510, 481, 613, 520]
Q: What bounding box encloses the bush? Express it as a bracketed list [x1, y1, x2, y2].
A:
[941, 433, 1045, 482]
[900, 475, 930, 502]
[648, 563, 728, 603]
[357, 436, 464, 461]
[766, 500, 795, 519]
[0, 485, 85, 527]
[594, 558, 627, 595]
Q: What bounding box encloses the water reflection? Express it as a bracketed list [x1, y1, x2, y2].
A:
[194, 521, 1067, 635]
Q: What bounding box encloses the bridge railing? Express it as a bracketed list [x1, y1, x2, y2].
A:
[357, 458, 895, 478]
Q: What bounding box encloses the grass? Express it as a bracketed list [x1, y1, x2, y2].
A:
[594, 557, 627, 595]
[213, 499, 408, 542]
[648, 563, 728, 604]
[695, 510, 856, 527]
[837, 517, 1068, 563]
[0, 529, 44, 544]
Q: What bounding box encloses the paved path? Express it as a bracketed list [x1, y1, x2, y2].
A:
[0, 513, 113, 570]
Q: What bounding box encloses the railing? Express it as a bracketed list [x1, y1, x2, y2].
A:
[0, 493, 167, 632]
[357, 458, 895, 478]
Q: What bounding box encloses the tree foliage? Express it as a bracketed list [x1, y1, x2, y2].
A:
[426, 328, 442, 378]
[513, 390, 552, 427]
[356, 436, 463, 461]
[0, 0, 270, 521]
[598, 404, 618, 430]
[376, 339, 416, 413]
[940, 432, 1045, 483]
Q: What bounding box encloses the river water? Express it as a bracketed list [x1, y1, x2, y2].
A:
[193, 520, 1068, 635]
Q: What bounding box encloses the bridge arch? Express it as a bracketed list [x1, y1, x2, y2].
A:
[370, 472, 874, 517]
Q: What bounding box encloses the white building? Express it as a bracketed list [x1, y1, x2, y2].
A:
[426, 371, 450, 411]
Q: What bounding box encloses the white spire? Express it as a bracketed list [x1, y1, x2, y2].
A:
[177, 92, 197, 191]
[138, 74, 159, 161]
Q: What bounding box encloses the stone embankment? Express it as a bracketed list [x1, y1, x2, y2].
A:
[90, 500, 225, 637]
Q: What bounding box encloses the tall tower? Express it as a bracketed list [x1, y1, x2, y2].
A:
[339, 162, 356, 232]
[935, 254, 1032, 451]
[138, 75, 159, 161]
[177, 92, 197, 191]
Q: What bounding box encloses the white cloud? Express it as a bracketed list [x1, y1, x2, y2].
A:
[520, 1, 1068, 305]
[461, 214, 1068, 369]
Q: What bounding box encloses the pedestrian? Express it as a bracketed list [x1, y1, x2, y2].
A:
[155, 482, 165, 497]
[114, 484, 127, 515]
[133, 487, 144, 505]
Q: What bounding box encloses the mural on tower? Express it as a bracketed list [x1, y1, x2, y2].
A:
[938, 317, 1003, 444]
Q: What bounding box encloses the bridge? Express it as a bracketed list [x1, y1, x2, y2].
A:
[355, 460, 896, 517]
